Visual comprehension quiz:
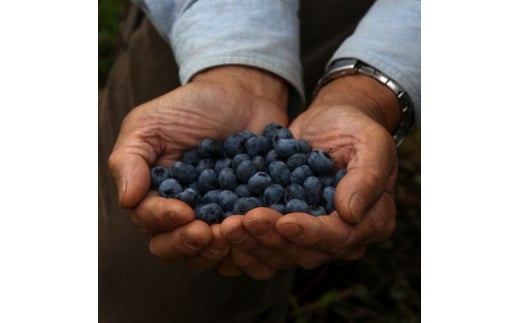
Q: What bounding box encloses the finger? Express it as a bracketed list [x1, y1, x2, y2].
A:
[220, 215, 257, 250]
[276, 212, 355, 257]
[242, 208, 289, 248]
[216, 255, 243, 277]
[241, 263, 277, 281]
[108, 147, 155, 209]
[148, 220, 212, 261]
[334, 131, 397, 224]
[184, 224, 230, 271]
[131, 191, 194, 234]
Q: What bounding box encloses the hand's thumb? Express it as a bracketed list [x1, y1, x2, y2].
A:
[108, 152, 151, 209]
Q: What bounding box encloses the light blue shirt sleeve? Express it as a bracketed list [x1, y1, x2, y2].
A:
[330, 0, 421, 125]
[131, 0, 304, 111]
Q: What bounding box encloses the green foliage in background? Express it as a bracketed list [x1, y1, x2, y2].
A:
[99, 0, 126, 90]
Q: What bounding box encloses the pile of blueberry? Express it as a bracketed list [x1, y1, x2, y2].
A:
[150, 123, 346, 224]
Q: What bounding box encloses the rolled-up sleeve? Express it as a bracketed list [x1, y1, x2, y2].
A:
[131, 0, 304, 110]
[330, 0, 421, 124]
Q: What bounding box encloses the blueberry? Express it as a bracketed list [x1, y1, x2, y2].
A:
[263, 123, 284, 141]
[273, 127, 294, 140]
[303, 176, 322, 206]
[269, 203, 287, 214]
[273, 138, 299, 158]
[170, 161, 198, 184]
[290, 165, 314, 185]
[231, 153, 250, 169]
[297, 140, 311, 154]
[218, 190, 238, 212]
[286, 199, 310, 213]
[268, 160, 291, 186]
[158, 178, 183, 198]
[218, 167, 238, 190]
[196, 203, 223, 224]
[187, 181, 200, 194]
[263, 184, 284, 205]
[319, 175, 335, 187]
[237, 130, 255, 141]
[286, 153, 308, 170]
[235, 159, 257, 183]
[252, 155, 267, 172]
[233, 197, 262, 215]
[308, 150, 335, 175]
[223, 133, 247, 157]
[197, 138, 225, 158]
[196, 158, 216, 173]
[322, 186, 336, 213]
[181, 149, 199, 166]
[214, 158, 232, 175]
[198, 169, 218, 194]
[245, 135, 271, 156]
[222, 211, 234, 220]
[201, 189, 222, 204]
[248, 171, 273, 195]
[309, 205, 327, 216]
[150, 166, 170, 189]
[334, 168, 347, 186]
[265, 149, 281, 164]
[176, 188, 200, 207]
[284, 183, 307, 203]
[234, 184, 251, 198]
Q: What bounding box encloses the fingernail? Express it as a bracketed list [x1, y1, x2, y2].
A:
[278, 223, 303, 240]
[349, 193, 366, 223]
[183, 234, 201, 250]
[118, 176, 127, 206]
[248, 220, 271, 237]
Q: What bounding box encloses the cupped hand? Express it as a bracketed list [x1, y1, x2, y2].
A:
[220, 74, 402, 278]
[108, 66, 288, 271]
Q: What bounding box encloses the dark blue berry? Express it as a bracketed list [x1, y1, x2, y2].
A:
[223, 133, 247, 157]
[286, 199, 310, 213]
[201, 189, 222, 204]
[319, 175, 335, 187]
[158, 178, 183, 198]
[334, 168, 347, 186]
[290, 165, 314, 185]
[269, 203, 286, 214]
[214, 158, 232, 175]
[263, 123, 284, 141]
[284, 183, 307, 203]
[237, 130, 255, 141]
[245, 135, 271, 156]
[150, 166, 170, 189]
[198, 169, 218, 194]
[197, 138, 225, 158]
[248, 171, 273, 195]
[218, 190, 238, 212]
[309, 205, 327, 216]
[268, 160, 291, 186]
[181, 149, 199, 166]
[231, 153, 250, 169]
[273, 127, 294, 140]
[234, 184, 251, 198]
[308, 150, 335, 175]
[218, 167, 238, 191]
[196, 158, 216, 174]
[176, 188, 200, 207]
[273, 138, 299, 158]
[297, 140, 311, 154]
[233, 197, 262, 215]
[252, 155, 267, 172]
[196, 203, 223, 224]
[170, 161, 198, 184]
[303, 176, 322, 206]
[235, 160, 257, 183]
[263, 184, 284, 205]
[187, 181, 200, 194]
[322, 186, 336, 213]
[286, 153, 308, 170]
[265, 149, 281, 164]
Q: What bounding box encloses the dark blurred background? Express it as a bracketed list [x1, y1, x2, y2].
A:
[99, 1, 421, 322]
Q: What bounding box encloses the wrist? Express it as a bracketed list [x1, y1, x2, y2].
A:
[191, 65, 289, 111]
[313, 74, 401, 134]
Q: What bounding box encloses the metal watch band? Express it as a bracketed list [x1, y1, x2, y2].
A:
[313, 58, 415, 147]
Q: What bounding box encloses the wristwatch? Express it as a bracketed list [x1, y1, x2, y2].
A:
[314, 58, 415, 147]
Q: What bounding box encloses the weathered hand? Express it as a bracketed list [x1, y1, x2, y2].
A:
[108, 66, 288, 272]
[220, 74, 402, 279]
